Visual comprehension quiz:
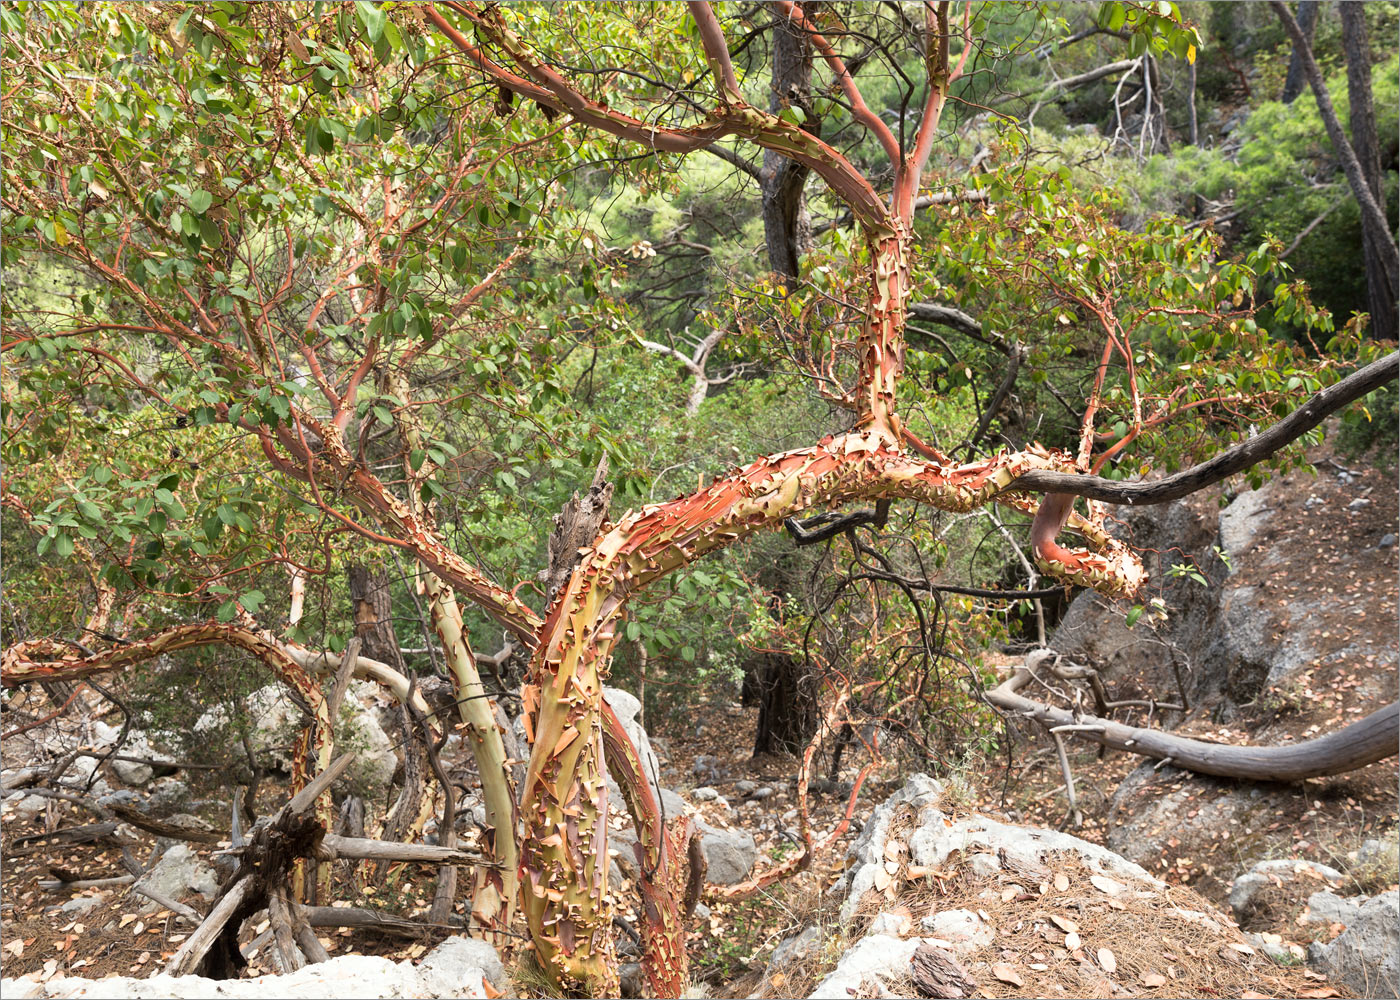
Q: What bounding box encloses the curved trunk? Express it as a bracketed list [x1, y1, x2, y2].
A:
[517, 395, 1144, 992]
[988, 668, 1399, 781]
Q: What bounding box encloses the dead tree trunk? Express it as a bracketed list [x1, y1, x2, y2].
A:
[986, 667, 1399, 781]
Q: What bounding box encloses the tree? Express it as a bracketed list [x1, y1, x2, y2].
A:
[3, 3, 1397, 997]
[1280, 0, 1319, 104]
[1338, 0, 1397, 341]
[1271, 0, 1399, 341]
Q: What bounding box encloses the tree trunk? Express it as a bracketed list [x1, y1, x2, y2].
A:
[760, 2, 819, 284]
[1281, 1, 1319, 104]
[1339, 1, 1397, 341]
[347, 565, 406, 672]
[746, 652, 819, 756]
[1270, 1, 1399, 297]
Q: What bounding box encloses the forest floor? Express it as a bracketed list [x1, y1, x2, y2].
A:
[2, 437, 1396, 996]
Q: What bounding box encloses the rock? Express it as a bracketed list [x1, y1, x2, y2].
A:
[1, 953, 491, 998]
[692, 786, 719, 802]
[1247, 932, 1296, 965]
[89, 725, 176, 787]
[910, 813, 1156, 887]
[1352, 835, 1399, 879]
[736, 779, 758, 795]
[1379, 533, 1397, 549]
[967, 853, 1001, 878]
[419, 936, 504, 991]
[59, 894, 105, 914]
[131, 844, 217, 912]
[1348, 497, 1371, 511]
[806, 934, 923, 999]
[196, 682, 396, 801]
[697, 821, 756, 885]
[1305, 495, 1325, 509]
[1309, 890, 1399, 996]
[95, 789, 142, 810]
[1218, 488, 1272, 565]
[866, 911, 912, 937]
[692, 754, 722, 781]
[5, 792, 47, 824]
[749, 786, 774, 801]
[1305, 890, 1362, 928]
[146, 777, 190, 814]
[838, 773, 944, 921]
[918, 909, 993, 953]
[1107, 762, 1313, 872]
[619, 962, 644, 998]
[769, 925, 823, 970]
[1228, 859, 1346, 924]
[658, 788, 687, 820]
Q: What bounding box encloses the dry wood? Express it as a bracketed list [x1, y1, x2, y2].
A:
[319, 833, 501, 866]
[267, 886, 307, 974]
[910, 942, 975, 999]
[38, 874, 135, 892]
[107, 803, 223, 843]
[130, 883, 204, 925]
[300, 904, 460, 936]
[987, 667, 1399, 780]
[165, 874, 253, 976]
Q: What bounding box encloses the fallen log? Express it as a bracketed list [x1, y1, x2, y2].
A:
[300, 904, 463, 937]
[319, 833, 503, 867]
[986, 667, 1399, 781]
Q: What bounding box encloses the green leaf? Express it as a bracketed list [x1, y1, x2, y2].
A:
[188, 189, 213, 214]
[1125, 605, 1144, 628]
[355, 1, 386, 42]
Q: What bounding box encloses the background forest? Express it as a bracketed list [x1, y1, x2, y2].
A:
[1, 2, 1396, 998]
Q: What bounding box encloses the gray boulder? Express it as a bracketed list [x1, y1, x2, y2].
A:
[419, 936, 505, 992]
[196, 682, 396, 801]
[131, 844, 217, 912]
[807, 934, 923, 999]
[1305, 890, 1362, 928]
[768, 925, 822, 971]
[1310, 890, 1399, 997]
[696, 820, 756, 885]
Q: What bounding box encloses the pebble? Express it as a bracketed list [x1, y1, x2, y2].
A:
[692, 786, 719, 802]
[1305, 496, 1325, 509]
[1348, 497, 1371, 511]
[1380, 534, 1397, 549]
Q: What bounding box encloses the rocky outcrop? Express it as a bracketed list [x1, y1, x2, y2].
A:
[1309, 890, 1399, 997]
[195, 681, 397, 801]
[801, 776, 1336, 999]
